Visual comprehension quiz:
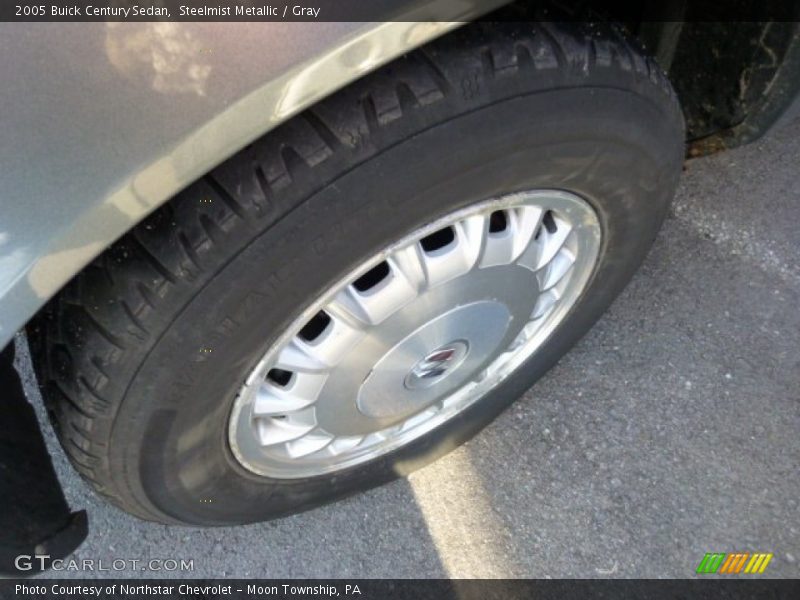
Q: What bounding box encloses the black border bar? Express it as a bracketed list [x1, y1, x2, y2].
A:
[2, 579, 800, 600]
[2, 0, 800, 22]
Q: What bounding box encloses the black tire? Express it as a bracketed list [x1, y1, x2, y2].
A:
[30, 22, 684, 525]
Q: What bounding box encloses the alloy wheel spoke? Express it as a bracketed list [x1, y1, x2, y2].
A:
[326, 269, 417, 326]
[253, 388, 313, 416]
[324, 294, 371, 331]
[511, 205, 545, 259]
[298, 315, 365, 367]
[274, 340, 327, 372]
[253, 372, 327, 416]
[257, 417, 316, 446]
[532, 288, 561, 320]
[537, 248, 576, 291]
[327, 435, 364, 455]
[456, 213, 489, 267]
[419, 216, 484, 287]
[388, 244, 428, 293]
[517, 214, 573, 272]
[480, 219, 516, 268]
[285, 432, 334, 458]
[537, 216, 573, 269]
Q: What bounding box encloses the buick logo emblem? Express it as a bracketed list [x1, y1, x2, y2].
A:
[404, 341, 469, 390]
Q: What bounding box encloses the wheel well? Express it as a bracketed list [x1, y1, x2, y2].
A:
[498, 1, 800, 156]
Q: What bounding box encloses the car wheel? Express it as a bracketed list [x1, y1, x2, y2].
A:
[30, 22, 684, 525]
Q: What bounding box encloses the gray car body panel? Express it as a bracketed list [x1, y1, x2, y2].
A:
[0, 4, 509, 349]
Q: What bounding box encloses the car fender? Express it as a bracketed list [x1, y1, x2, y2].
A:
[0, 2, 509, 348]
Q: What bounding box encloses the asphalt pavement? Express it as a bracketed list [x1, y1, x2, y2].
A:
[15, 115, 800, 579]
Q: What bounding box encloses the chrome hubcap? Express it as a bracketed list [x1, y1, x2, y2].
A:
[229, 190, 601, 478]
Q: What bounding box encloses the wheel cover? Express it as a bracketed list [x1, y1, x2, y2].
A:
[228, 190, 601, 478]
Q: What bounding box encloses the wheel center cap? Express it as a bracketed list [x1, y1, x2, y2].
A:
[404, 340, 469, 390]
[353, 300, 511, 422]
